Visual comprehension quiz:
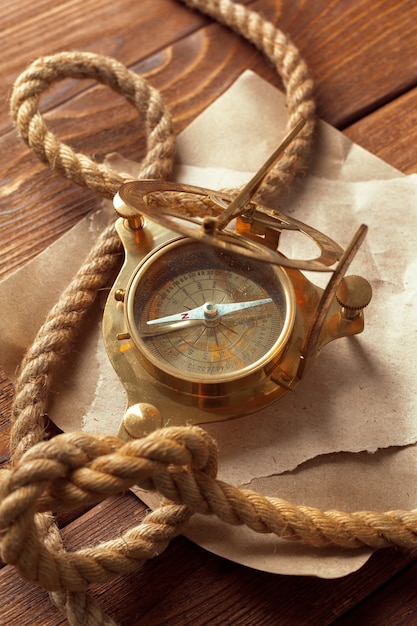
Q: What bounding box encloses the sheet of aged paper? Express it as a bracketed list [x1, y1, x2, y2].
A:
[1, 71, 415, 576]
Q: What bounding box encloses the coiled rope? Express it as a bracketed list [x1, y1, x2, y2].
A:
[4, 0, 404, 625]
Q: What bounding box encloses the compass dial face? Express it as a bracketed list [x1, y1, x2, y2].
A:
[126, 238, 295, 383]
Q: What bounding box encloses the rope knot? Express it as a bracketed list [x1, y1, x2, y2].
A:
[0, 426, 219, 589]
[2, 426, 218, 514]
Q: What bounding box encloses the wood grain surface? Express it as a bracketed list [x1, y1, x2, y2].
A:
[1, 0, 417, 624]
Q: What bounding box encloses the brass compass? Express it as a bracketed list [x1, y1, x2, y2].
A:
[102, 120, 372, 437]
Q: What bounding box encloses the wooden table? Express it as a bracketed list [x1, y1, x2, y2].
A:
[2, 1, 417, 623]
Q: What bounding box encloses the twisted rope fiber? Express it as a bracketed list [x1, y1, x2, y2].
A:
[5, 0, 393, 623]
[182, 0, 316, 198]
[3, 428, 417, 595]
[10, 51, 175, 199]
[9, 50, 177, 625]
[0, 428, 220, 591]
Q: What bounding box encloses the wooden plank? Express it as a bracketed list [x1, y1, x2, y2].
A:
[111, 547, 417, 626]
[345, 85, 417, 175]
[335, 559, 417, 625]
[276, 0, 417, 127]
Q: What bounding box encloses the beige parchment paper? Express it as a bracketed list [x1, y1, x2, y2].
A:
[1, 70, 416, 577]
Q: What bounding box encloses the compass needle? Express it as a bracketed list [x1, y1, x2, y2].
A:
[125, 240, 293, 381]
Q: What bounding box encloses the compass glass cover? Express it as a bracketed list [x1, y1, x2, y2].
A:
[126, 238, 295, 383]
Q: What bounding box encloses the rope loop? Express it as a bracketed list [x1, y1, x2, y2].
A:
[10, 50, 176, 198]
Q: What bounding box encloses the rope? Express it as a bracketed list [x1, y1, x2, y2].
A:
[8, 45, 179, 625]
[10, 4, 315, 205]
[9, 48, 177, 626]
[2, 426, 417, 595]
[10, 50, 175, 198]
[181, 0, 315, 197]
[3, 0, 351, 623]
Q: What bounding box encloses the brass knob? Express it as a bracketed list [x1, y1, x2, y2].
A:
[336, 275, 372, 320]
[119, 403, 163, 440]
[113, 192, 143, 229]
[114, 288, 126, 302]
